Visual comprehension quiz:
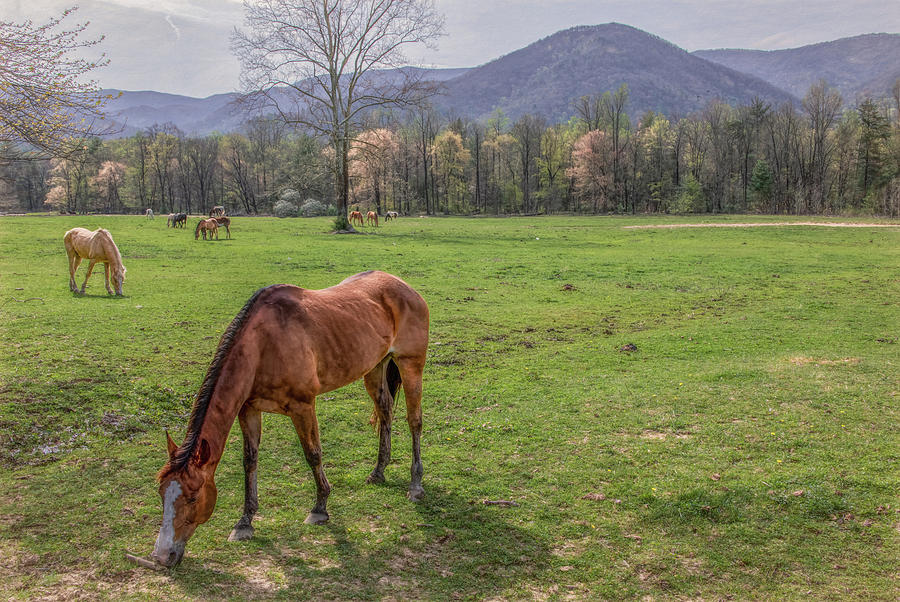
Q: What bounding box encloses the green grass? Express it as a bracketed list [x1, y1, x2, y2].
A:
[1, 214, 898, 600]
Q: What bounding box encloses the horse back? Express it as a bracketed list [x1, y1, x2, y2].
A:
[243, 272, 428, 394]
[64, 227, 99, 258]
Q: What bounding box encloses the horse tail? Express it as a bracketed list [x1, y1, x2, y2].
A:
[194, 220, 201, 239]
[370, 357, 403, 430]
[386, 358, 402, 402]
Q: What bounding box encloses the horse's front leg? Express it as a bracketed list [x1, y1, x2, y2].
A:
[290, 402, 331, 525]
[229, 404, 261, 542]
[80, 260, 97, 294]
[103, 263, 113, 295]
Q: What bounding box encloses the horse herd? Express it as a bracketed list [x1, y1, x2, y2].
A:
[349, 210, 399, 227]
[63, 209, 428, 571]
[67, 207, 402, 295]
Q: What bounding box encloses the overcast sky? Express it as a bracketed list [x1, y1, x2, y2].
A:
[3, 0, 898, 97]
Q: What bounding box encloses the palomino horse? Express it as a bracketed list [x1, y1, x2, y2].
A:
[63, 227, 126, 295]
[195, 219, 219, 240]
[151, 271, 429, 568]
[210, 206, 225, 217]
[385, 211, 399, 221]
[211, 215, 231, 239]
[145, 208, 154, 219]
[348, 211, 364, 227]
[366, 211, 379, 227]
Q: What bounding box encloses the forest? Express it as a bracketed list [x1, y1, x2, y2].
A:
[2, 81, 899, 217]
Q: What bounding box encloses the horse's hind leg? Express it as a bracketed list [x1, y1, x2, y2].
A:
[68, 253, 82, 292]
[229, 404, 261, 542]
[364, 357, 401, 484]
[290, 402, 331, 525]
[395, 356, 426, 501]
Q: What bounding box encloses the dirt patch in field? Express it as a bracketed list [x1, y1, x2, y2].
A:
[624, 222, 897, 229]
[789, 356, 861, 366]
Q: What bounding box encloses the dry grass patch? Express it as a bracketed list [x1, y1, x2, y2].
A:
[789, 356, 861, 366]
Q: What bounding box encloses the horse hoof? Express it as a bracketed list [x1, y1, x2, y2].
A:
[407, 486, 425, 502]
[228, 525, 254, 541]
[366, 472, 385, 484]
[304, 512, 329, 525]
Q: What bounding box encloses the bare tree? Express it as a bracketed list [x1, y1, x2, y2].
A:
[0, 7, 116, 160]
[511, 114, 545, 214]
[185, 136, 221, 214]
[232, 0, 444, 226]
[802, 80, 842, 213]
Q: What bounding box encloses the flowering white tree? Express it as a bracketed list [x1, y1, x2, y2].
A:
[0, 8, 116, 160]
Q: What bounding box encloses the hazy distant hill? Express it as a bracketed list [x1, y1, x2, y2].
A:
[436, 23, 796, 122]
[102, 25, 900, 136]
[694, 33, 900, 102]
[102, 67, 470, 137]
[102, 90, 242, 136]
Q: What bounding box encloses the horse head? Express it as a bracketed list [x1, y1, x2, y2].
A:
[152, 432, 217, 568]
[113, 265, 126, 296]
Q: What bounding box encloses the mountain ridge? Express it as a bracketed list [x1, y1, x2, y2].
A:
[694, 32, 900, 101]
[100, 25, 899, 136]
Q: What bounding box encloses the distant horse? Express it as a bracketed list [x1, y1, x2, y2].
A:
[349, 211, 364, 227]
[166, 213, 176, 227]
[385, 211, 399, 221]
[210, 206, 225, 217]
[195, 219, 219, 241]
[63, 227, 126, 295]
[151, 271, 429, 568]
[146, 208, 154, 219]
[173, 213, 187, 228]
[212, 215, 231, 239]
[366, 211, 379, 227]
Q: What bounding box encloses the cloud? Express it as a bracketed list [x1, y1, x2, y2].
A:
[2, 0, 895, 96]
[164, 14, 180, 39]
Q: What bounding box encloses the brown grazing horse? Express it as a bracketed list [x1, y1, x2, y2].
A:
[348, 211, 364, 227]
[63, 227, 126, 295]
[211, 215, 231, 238]
[366, 211, 379, 227]
[195, 219, 219, 240]
[151, 271, 429, 568]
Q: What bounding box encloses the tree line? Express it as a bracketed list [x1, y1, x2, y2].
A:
[2, 81, 898, 217]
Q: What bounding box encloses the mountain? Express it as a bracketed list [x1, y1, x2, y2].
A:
[103, 25, 898, 135]
[102, 67, 471, 137]
[694, 33, 900, 102]
[435, 23, 797, 122]
[101, 90, 241, 136]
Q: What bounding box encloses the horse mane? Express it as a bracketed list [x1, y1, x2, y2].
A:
[96, 228, 125, 273]
[194, 221, 202, 238]
[158, 285, 277, 480]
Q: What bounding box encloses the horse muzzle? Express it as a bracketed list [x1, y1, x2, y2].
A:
[151, 538, 185, 568]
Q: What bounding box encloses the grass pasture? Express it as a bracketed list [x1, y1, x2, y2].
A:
[0, 214, 898, 600]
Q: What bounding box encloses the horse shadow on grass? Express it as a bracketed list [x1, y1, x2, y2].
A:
[173, 480, 551, 600]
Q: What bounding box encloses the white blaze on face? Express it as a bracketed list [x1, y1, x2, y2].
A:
[153, 480, 182, 557]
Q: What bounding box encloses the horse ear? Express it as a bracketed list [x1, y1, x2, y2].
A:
[195, 438, 212, 467]
[165, 430, 178, 459]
